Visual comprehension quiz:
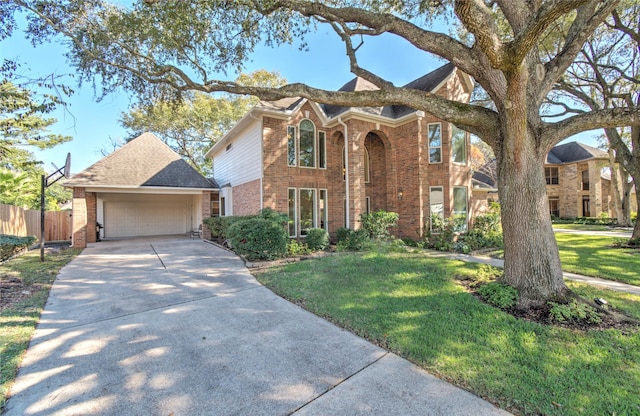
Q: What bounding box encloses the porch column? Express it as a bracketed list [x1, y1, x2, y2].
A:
[71, 187, 87, 248]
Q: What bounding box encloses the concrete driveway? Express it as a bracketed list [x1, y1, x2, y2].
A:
[6, 237, 508, 415]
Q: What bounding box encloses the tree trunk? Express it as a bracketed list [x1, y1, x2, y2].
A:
[494, 73, 570, 308]
[620, 167, 633, 227]
[497, 141, 569, 308]
[608, 148, 626, 225]
[632, 175, 640, 240]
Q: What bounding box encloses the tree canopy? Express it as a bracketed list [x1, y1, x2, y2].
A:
[120, 70, 287, 175]
[9, 0, 640, 308]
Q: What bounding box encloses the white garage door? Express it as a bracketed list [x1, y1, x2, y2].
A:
[104, 194, 193, 238]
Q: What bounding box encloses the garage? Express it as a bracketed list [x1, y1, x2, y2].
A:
[100, 194, 198, 238]
[65, 133, 218, 247]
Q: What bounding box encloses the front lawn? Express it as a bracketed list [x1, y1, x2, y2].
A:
[254, 250, 640, 416]
[552, 223, 630, 232]
[555, 233, 640, 286]
[0, 247, 80, 411]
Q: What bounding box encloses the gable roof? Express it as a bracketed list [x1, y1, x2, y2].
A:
[322, 62, 457, 119]
[65, 132, 217, 189]
[546, 141, 608, 164]
[207, 62, 470, 159]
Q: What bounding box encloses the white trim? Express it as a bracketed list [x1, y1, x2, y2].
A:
[318, 131, 327, 169]
[319, 189, 328, 231]
[82, 186, 215, 194]
[288, 188, 297, 237]
[298, 188, 317, 236]
[428, 122, 443, 164]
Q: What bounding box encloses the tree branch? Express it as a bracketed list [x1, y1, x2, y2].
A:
[541, 0, 620, 103]
[544, 107, 640, 144]
[454, 0, 506, 69]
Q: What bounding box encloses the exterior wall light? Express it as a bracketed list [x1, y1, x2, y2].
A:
[398, 189, 404, 201]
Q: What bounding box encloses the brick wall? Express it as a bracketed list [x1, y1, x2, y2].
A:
[256, 71, 473, 240]
[233, 179, 262, 216]
[201, 191, 212, 240]
[71, 187, 87, 248]
[86, 192, 97, 244]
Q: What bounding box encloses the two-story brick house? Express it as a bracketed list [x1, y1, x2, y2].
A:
[544, 141, 637, 218]
[205, 63, 475, 239]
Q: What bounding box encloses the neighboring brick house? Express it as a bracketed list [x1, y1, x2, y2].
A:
[472, 141, 637, 219]
[544, 141, 637, 218]
[205, 63, 475, 239]
[65, 133, 218, 248]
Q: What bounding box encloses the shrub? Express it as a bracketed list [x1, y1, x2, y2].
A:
[227, 218, 288, 260]
[477, 282, 518, 309]
[336, 227, 352, 244]
[360, 210, 399, 241]
[425, 215, 456, 251]
[257, 208, 288, 224]
[549, 300, 602, 325]
[203, 216, 248, 240]
[305, 228, 329, 251]
[0, 235, 37, 261]
[336, 228, 370, 251]
[287, 239, 309, 256]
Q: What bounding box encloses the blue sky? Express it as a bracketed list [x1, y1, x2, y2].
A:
[3, 17, 599, 174]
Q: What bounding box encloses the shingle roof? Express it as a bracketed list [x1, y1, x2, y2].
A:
[322, 62, 457, 119]
[546, 141, 608, 164]
[64, 132, 217, 189]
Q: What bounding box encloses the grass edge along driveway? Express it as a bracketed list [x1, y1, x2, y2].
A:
[254, 250, 640, 416]
[0, 247, 80, 412]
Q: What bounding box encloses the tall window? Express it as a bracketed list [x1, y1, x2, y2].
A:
[453, 187, 468, 231]
[299, 120, 316, 167]
[429, 186, 444, 231]
[318, 131, 326, 168]
[364, 147, 371, 183]
[545, 167, 559, 185]
[288, 189, 297, 237]
[319, 190, 328, 230]
[428, 123, 442, 163]
[549, 197, 560, 218]
[220, 197, 226, 217]
[582, 170, 590, 191]
[287, 126, 296, 166]
[299, 189, 316, 235]
[451, 124, 467, 164]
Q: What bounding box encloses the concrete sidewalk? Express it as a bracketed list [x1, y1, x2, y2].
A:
[5, 237, 508, 415]
[425, 251, 640, 296]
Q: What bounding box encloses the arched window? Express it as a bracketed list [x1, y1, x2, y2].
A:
[299, 119, 316, 167]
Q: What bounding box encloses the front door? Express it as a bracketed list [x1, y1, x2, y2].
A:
[582, 197, 591, 217]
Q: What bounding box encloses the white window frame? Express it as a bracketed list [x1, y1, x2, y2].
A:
[451, 124, 467, 165]
[318, 131, 327, 169]
[453, 186, 469, 232]
[319, 189, 328, 231]
[429, 186, 444, 232]
[288, 188, 297, 237]
[298, 188, 317, 236]
[298, 119, 316, 169]
[364, 147, 371, 183]
[428, 122, 442, 164]
[287, 126, 297, 167]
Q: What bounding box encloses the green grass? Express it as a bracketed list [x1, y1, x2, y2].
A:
[0, 247, 80, 411]
[552, 224, 629, 232]
[555, 233, 640, 286]
[254, 250, 640, 416]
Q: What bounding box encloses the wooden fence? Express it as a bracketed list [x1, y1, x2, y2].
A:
[0, 203, 72, 242]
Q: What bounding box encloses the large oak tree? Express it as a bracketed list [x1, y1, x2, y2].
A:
[12, 0, 640, 308]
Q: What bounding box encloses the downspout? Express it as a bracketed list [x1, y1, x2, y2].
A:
[338, 117, 350, 228]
